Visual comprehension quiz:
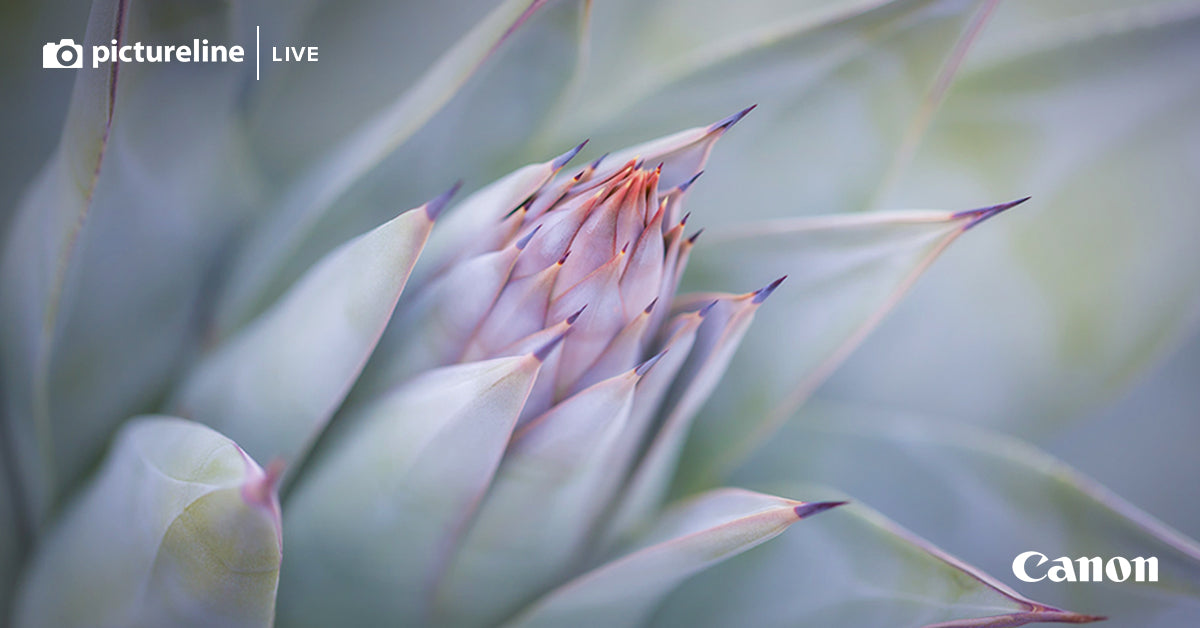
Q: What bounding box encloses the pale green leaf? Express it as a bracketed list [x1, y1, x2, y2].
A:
[604, 288, 775, 543]
[0, 0, 123, 520]
[0, 0, 89, 231]
[214, 0, 556, 335]
[169, 203, 436, 468]
[435, 365, 643, 626]
[280, 353, 544, 627]
[1, 0, 257, 516]
[13, 417, 281, 628]
[732, 399, 1200, 625]
[504, 488, 838, 628]
[677, 205, 1018, 489]
[653, 487, 1101, 628]
[826, 1, 1200, 435]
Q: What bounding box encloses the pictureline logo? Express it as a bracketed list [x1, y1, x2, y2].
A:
[43, 27, 316, 79]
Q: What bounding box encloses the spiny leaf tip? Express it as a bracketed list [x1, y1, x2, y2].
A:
[553, 139, 589, 170]
[793, 500, 847, 519]
[635, 350, 669, 377]
[752, 275, 787, 303]
[955, 196, 1031, 231]
[710, 104, 757, 133]
[425, 180, 463, 219]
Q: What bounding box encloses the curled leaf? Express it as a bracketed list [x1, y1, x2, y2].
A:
[13, 417, 281, 628]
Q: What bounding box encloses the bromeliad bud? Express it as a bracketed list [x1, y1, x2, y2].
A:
[282, 112, 800, 628]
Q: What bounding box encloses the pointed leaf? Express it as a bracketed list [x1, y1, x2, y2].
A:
[653, 486, 1100, 628]
[732, 399, 1200, 626]
[435, 366, 643, 626]
[359, 226, 524, 395]
[608, 284, 779, 538]
[14, 417, 281, 628]
[828, 3, 1200, 434]
[279, 353, 544, 626]
[170, 204, 435, 467]
[677, 205, 1022, 487]
[504, 488, 840, 628]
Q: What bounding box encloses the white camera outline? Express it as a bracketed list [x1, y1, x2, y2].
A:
[43, 39, 83, 69]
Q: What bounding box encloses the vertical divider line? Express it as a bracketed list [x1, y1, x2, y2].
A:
[256, 25, 260, 81]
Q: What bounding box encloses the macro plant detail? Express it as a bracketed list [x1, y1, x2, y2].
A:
[3, 0, 1200, 627]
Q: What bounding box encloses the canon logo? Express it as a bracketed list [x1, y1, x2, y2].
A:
[1012, 551, 1158, 583]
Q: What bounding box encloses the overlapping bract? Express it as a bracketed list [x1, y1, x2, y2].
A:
[281, 116, 823, 627]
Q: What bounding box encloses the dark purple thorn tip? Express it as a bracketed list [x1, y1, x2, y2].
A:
[553, 140, 589, 170]
[686, 228, 705, 244]
[425, 180, 463, 220]
[590, 152, 609, 170]
[698, 299, 720, 317]
[533, 330, 570, 362]
[516, 224, 542, 250]
[752, 276, 787, 304]
[793, 501, 848, 519]
[710, 104, 757, 133]
[681, 211, 692, 226]
[644, 298, 659, 314]
[678, 171, 704, 193]
[558, 248, 571, 265]
[620, 241, 631, 254]
[566, 305, 587, 325]
[634, 350, 669, 377]
[954, 196, 1031, 231]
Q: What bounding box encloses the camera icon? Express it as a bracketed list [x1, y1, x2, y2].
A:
[43, 39, 83, 69]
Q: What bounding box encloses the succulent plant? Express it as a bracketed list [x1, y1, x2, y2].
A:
[3, 0, 1198, 627]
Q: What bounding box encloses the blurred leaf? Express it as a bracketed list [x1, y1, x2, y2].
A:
[242, 0, 520, 178]
[170, 203, 437, 468]
[826, 1, 1200, 435]
[215, 0, 557, 335]
[732, 399, 1200, 625]
[280, 354, 543, 627]
[1046, 328, 1200, 539]
[529, 0, 983, 227]
[0, 0, 124, 520]
[1, 0, 257, 517]
[653, 488, 1101, 628]
[675, 205, 1019, 489]
[505, 488, 838, 628]
[0, 0, 89, 232]
[13, 417, 281, 628]
[0, 457, 18, 621]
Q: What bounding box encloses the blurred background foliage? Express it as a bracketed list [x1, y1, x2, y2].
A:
[2, 0, 1198, 625]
